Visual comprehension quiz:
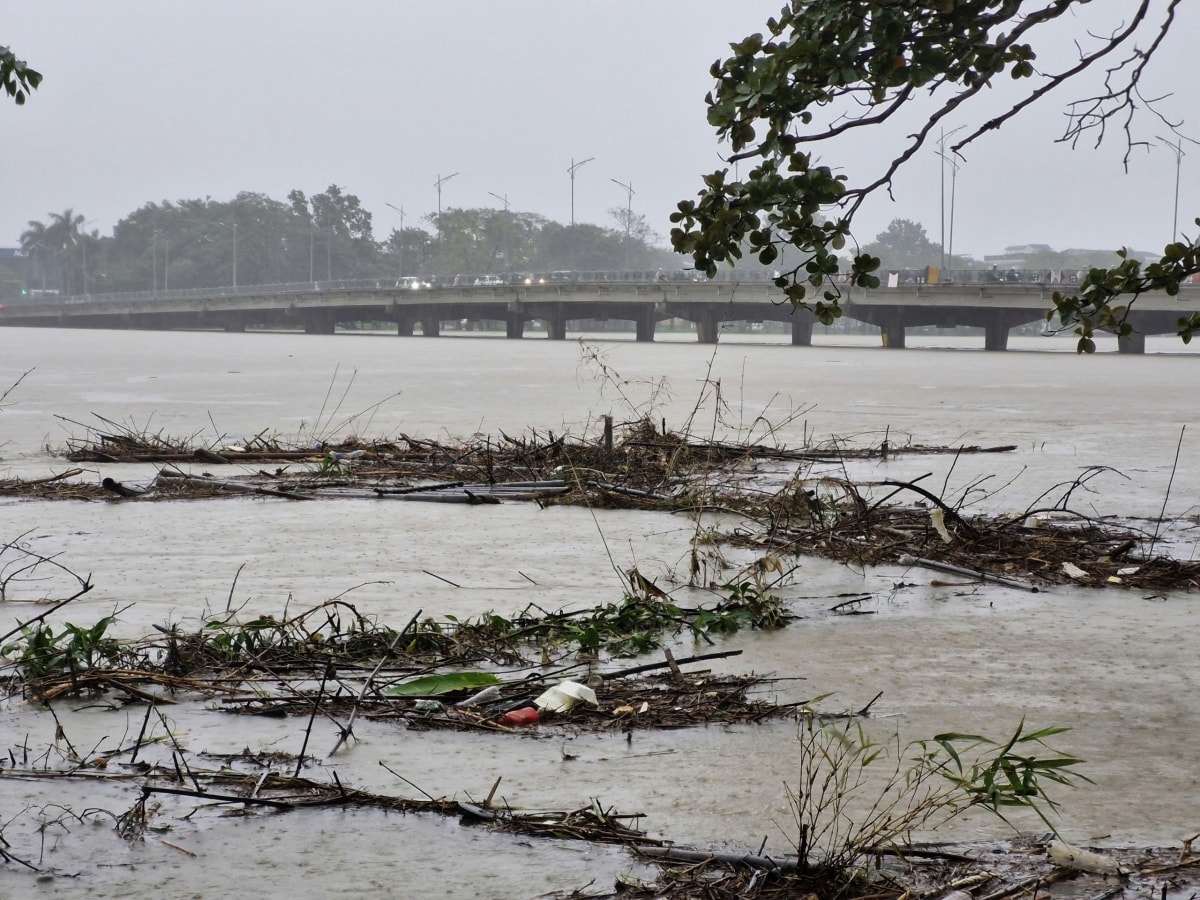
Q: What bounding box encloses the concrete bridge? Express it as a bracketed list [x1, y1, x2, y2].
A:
[1, 278, 1196, 352]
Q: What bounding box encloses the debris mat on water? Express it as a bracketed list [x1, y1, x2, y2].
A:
[5, 418, 1198, 589]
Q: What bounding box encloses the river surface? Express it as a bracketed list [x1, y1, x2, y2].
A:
[1, 326, 1198, 898]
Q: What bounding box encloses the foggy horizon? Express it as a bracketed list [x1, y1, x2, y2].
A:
[5, 2, 1198, 261]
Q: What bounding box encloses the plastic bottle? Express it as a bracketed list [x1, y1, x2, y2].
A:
[455, 685, 502, 707]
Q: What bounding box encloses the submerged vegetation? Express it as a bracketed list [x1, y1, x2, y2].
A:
[0, 543, 1137, 899]
[3, 363, 1198, 896]
[6, 412, 1199, 592]
[1, 565, 1193, 898]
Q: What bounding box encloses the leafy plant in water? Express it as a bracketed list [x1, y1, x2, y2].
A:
[920, 719, 1092, 832]
[787, 718, 1090, 880]
[2, 615, 123, 680]
[713, 579, 790, 630]
[316, 451, 347, 476]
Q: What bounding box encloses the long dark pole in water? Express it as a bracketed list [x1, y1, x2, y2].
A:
[898, 554, 1039, 593]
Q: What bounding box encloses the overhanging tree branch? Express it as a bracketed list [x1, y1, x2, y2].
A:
[671, 0, 1199, 351]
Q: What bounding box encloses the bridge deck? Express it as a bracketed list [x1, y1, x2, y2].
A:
[2, 280, 1195, 352]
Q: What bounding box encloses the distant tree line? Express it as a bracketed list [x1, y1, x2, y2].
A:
[7, 186, 691, 297]
[858, 218, 1130, 277]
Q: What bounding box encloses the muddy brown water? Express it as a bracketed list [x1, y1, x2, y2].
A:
[1, 328, 1198, 898]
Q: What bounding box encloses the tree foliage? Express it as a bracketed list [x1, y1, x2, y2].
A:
[15, 188, 675, 296]
[863, 218, 942, 271]
[670, 0, 1200, 351]
[1, 45, 40, 105]
[20, 210, 94, 295]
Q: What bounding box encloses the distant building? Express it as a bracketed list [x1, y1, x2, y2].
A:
[982, 243, 1054, 268]
[0, 248, 27, 261]
[981, 243, 1159, 269]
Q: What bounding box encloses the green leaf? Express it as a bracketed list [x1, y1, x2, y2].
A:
[1018, 725, 1072, 743]
[385, 671, 501, 697]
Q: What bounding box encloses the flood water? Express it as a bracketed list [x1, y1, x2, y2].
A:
[1, 325, 1198, 898]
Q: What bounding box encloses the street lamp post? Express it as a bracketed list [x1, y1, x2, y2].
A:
[610, 178, 635, 232]
[385, 202, 405, 279]
[934, 149, 961, 277]
[568, 157, 594, 226]
[487, 192, 511, 269]
[434, 172, 459, 230]
[31, 241, 47, 293]
[947, 155, 960, 271]
[935, 126, 965, 276]
[610, 179, 635, 270]
[80, 219, 96, 294]
[217, 221, 238, 289]
[1157, 135, 1189, 242]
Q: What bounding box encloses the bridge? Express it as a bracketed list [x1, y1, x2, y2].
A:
[1, 278, 1196, 352]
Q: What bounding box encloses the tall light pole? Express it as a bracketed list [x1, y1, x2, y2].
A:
[386, 202, 405, 278]
[434, 172, 459, 230]
[488, 192, 510, 268]
[1158, 135, 1189, 242]
[80, 219, 96, 294]
[152, 229, 160, 292]
[935, 126, 965, 276]
[947, 154, 960, 272]
[568, 157, 594, 226]
[611, 178, 635, 269]
[217, 220, 238, 289]
[610, 178, 634, 231]
[935, 149, 961, 276]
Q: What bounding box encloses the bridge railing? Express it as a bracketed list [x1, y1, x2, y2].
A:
[15, 267, 1200, 307]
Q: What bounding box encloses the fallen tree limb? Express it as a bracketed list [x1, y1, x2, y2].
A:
[600, 648, 743, 680]
[898, 555, 1040, 593]
[155, 469, 312, 501]
[142, 784, 296, 810]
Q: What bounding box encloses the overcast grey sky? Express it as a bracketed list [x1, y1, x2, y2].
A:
[5, 1, 1198, 261]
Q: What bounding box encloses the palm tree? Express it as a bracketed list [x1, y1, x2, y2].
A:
[46, 209, 86, 295]
[19, 219, 49, 293]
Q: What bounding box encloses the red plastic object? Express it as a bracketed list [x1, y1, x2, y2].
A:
[498, 707, 540, 727]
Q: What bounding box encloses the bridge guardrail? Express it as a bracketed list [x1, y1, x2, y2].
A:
[10, 268, 1199, 307]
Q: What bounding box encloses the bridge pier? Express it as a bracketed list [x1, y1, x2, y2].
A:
[790, 309, 814, 346]
[419, 317, 441, 337]
[219, 311, 247, 333]
[983, 320, 1010, 351]
[1117, 330, 1146, 354]
[695, 312, 719, 344]
[635, 308, 656, 342]
[545, 310, 567, 340]
[395, 316, 414, 336]
[881, 320, 906, 348]
[506, 313, 526, 339]
[304, 311, 336, 334]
